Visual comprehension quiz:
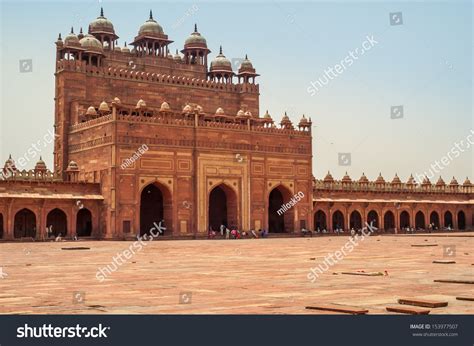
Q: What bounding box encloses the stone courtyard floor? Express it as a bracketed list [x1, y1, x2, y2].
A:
[0, 233, 473, 314]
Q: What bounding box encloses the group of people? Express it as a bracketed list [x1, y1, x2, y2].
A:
[208, 225, 269, 239]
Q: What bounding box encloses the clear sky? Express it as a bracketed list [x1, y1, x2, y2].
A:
[1, 0, 472, 183]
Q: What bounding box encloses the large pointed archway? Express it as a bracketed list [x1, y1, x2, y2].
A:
[0, 213, 3, 239]
[208, 183, 238, 232]
[367, 210, 379, 228]
[76, 208, 93, 237]
[415, 211, 425, 230]
[140, 182, 172, 236]
[46, 208, 68, 237]
[268, 185, 294, 233]
[332, 210, 344, 231]
[400, 211, 410, 229]
[444, 211, 453, 229]
[458, 211, 466, 230]
[350, 210, 362, 229]
[384, 211, 395, 231]
[14, 208, 36, 238]
[314, 210, 327, 230]
[430, 211, 440, 230]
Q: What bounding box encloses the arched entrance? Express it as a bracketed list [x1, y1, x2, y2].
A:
[429, 211, 440, 230]
[367, 210, 378, 228]
[444, 211, 453, 229]
[458, 211, 466, 230]
[332, 210, 344, 231]
[384, 211, 395, 231]
[47, 208, 68, 237]
[415, 211, 425, 230]
[350, 210, 362, 229]
[0, 213, 3, 239]
[400, 211, 410, 229]
[268, 185, 294, 233]
[14, 208, 36, 238]
[76, 208, 92, 237]
[314, 210, 327, 230]
[209, 184, 238, 232]
[140, 183, 172, 236]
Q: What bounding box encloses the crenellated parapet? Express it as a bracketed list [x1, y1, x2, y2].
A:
[69, 99, 311, 137]
[313, 172, 474, 195]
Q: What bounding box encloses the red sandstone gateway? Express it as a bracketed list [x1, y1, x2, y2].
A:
[0, 8, 472, 240]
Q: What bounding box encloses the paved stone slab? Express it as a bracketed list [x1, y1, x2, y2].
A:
[0, 233, 473, 314]
[398, 298, 448, 308]
[306, 304, 368, 315]
[386, 305, 430, 315]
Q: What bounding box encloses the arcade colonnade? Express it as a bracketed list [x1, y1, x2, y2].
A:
[0, 200, 99, 240]
[313, 202, 472, 232]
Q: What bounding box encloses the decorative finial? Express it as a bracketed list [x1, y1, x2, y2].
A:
[124, 41, 127, 47]
[58, 33, 62, 40]
[80, 27, 83, 34]
[70, 27, 74, 34]
[245, 54, 248, 60]
[100, 7, 104, 17]
[219, 45, 223, 54]
[149, 10, 153, 20]
[176, 49, 178, 54]
[194, 23, 198, 32]
[8, 154, 12, 159]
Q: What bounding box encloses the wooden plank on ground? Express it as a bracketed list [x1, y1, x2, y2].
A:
[456, 296, 474, 301]
[386, 305, 430, 315]
[398, 298, 448, 308]
[434, 279, 474, 284]
[340, 271, 384, 276]
[433, 260, 456, 264]
[305, 304, 368, 315]
[411, 244, 438, 247]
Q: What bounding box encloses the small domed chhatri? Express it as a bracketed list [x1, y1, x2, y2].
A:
[341, 172, 352, 183]
[391, 173, 402, 185]
[323, 171, 334, 183]
[66, 160, 79, 171]
[375, 173, 385, 184]
[237, 54, 259, 84]
[185, 24, 207, 48]
[88, 7, 118, 48]
[86, 106, 97, 117]
[79, 34, 104, 54]
[139, 10, 164, 36]
[136, 99, 147, 109]
[131, 10, 172, 57]
[449, 177, 459, 186]
[436, 176, 446, 187]
[160, 101, 170, 111]
[215, 107, 225, 116]
[64, 27, 81, 48]
[173, 49, 182, 62]
[422, 176, 432, 186]
[359, 173, 369, 184]
[181, 24, 211, 66]
[208, 46, 234, 83]
[182, 104, 192, 113]
[406, 174, 416, 185]
[463, 177, 472, 186]
[3, 154, 16, 171]
[34, 157, 47, 172]
[98, 101, 110, 113]
[121, 41, 130, 53]
[88, 7, 117, 38]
